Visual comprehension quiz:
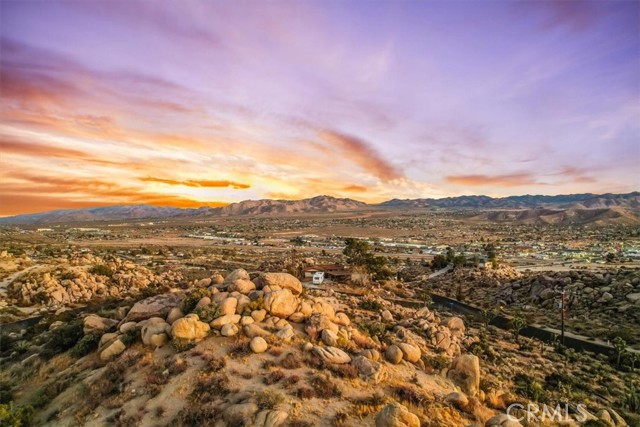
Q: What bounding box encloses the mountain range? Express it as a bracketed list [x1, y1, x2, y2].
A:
[0, 192, 638, 225]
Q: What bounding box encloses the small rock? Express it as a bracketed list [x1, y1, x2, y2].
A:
[321, 329, 339, 346]
[385, 345, 403, 364]
[312, 345, 351, 364]
[250, 337, 268, 353]
[375, 402, 420, 427]
[221, 323, 239, 337]
[397, 343, 421, 363]
[100, 339, 126, 361]
[170, 314, 210, 341]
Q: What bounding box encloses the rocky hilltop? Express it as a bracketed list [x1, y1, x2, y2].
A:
[0, 267, 635, 427]
[218, 195, 368, 216]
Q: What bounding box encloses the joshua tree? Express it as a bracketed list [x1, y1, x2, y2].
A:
[481, 308, 499, 327]
[624, 351, 638, 372]
[612, 336, 627, 369]
[510, 313, 528, 343]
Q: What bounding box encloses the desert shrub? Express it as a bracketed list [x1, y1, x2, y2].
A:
[287, 420, 314, 427]
[279, 352, 303, 369]
[623, 382, 639, 412]
[177, 402, 219, 427]
[264, 369, 286, 385]
[191, 372, 229, 400]
[283, 375, 300, 387]
[246, 296, 264, 312]
[13, 341, 30, 355]
[358, 300, 383, 311]
[269, 346, 284, 357]
[42, 321, 84, 359]
[513, 373, 548, 403]
[296, 387, 315, 399]
[172, 338, 196, 353]
[357, 321, 386, 338]
[424, 354, 449, 371]
[394, 385, 429, 407]
[256, 388, 285, 410]
[0, 382, 12, 405]
[310, 374, 341, 399]
[332, 411, 349, 426]
[193, 303, 220, 323]
[28, 389, 52, 409]
[327, 363, 359, 379]
[0, 402, 34, 427]
[70, 333, 101, 358]
[350, 393, 390, 418]
[180, 288, 212, 314]
[228, 339, 252, 358]
[303, 354, 326, 370]
[118, 329, 140, 346]
[468, 340, 497, 362]
[168, 357, 189, 375]
[59, 270, 77, 281]
[89, 264, 113, 277]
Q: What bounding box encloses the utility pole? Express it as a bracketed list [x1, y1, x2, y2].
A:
[560, 287, 566, 346]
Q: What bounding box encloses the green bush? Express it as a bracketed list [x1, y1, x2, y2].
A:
[180, 288, 211, 314]
[42, 321, 84, 359]
[89, 264, 113, 277]
[119, 329, 140, 346]
[172, 338, 196, 353]
[70, 333, 101, 358]
[193, 303, 220, 323]
[356, 321, 386, 337]
[0, 402, 34, 427]
[358, 300, 383, 311]
[0, 382, 12, 405]
[513, 373, 548, 403]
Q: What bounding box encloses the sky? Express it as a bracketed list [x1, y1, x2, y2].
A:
[1, 0, 639, 215]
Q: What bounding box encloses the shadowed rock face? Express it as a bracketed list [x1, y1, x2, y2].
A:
[122, 292, 183, 323]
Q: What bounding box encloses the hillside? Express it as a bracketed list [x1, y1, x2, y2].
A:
[218, 195, 368, 216]
[468, 206, 640, 225]
[380, 192, 640, 210]
[0, 192, 638, 225]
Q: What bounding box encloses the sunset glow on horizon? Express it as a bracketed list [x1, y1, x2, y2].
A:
[1, 1, 639, 216]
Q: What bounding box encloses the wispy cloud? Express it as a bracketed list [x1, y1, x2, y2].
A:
[445, 173, 539, 187]
[317, 130, 402, 181]
[140, 177, 250, 189]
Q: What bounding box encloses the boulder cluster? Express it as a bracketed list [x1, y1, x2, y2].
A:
[72, 268, 629, 427]
[7, 256, 182, 307]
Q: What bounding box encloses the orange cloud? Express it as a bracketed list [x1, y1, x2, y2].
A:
[318, 130, 402, 181]
[445, 173, 538, 187]
[0, 138, 90, 159]
[0, 194, 117, 216]
[342, 184, 368, 192]
[0, 173, 228, 215]
[140, 177, 250, 189]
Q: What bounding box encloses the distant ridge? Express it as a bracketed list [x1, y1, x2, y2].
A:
[0, 192, 638, 225]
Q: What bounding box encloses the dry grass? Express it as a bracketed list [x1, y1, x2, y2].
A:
[228, 338, 252, 358]
[256, 388, 285, 410]
[309, 374, 342, 399]
[280, 352, 303, 370]
[264, 369, 286, 385]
